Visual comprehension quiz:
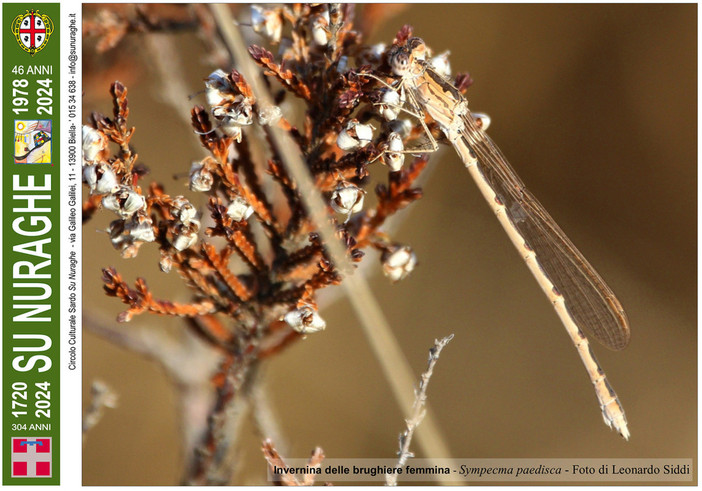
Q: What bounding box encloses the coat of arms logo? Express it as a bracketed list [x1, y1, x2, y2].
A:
[11, 9, 53, 56]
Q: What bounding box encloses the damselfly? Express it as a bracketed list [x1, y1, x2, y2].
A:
[381, 35, 631, 439]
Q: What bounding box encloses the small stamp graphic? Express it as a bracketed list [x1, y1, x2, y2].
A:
[15, 120, 52, 164]
[11, 9, 53, 56]
[11, 438, 52, 478]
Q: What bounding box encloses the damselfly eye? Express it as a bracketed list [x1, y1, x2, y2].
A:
[391, 52, 410, 76]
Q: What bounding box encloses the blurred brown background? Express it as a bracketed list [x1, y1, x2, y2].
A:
[82, 4, 696, 485]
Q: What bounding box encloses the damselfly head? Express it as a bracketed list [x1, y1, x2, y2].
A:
[388, 47, 410, 77]
[389, 37, 427, 77]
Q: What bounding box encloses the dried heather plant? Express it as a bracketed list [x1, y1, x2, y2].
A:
[82, 4, 468, 485]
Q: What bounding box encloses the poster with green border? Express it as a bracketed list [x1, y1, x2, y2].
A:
[3, 3, 60, 485]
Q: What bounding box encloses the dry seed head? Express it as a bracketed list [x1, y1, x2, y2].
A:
[204, 69, 233, 107]
[159, 250, 173, 273]
[377, 88, 405, 121]
[189, 161, 214, 192]
[221, 124, 243, 142]
[82, 125, 108, 164]
[282, 305, 326, 334]
[250, 5, 283, 44]
[311, 10, 331, 46]
[429, 50, 452, 78]
[102, 186, 146, 219]
[226, 196, 254, 222]
[205, 70, 254, 141]
[171, 223, 199, 251]
[212, 98, 254, 127]
[330, 181, 365, 221]
[108, 213, 155, 257]
[337, 119, 374, 151]
[127, 213, 156, 243]
[84, 162, 119, 195]
[211, 100, 253, 142]
[257, 104, 282, 126]
[171, 196, 197, 226]
[381, 244, 417, 283]
[383, 132, 405, 172]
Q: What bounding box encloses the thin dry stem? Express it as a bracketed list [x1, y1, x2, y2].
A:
[386, 334, 455, 486]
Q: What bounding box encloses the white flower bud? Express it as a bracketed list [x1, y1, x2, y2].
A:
[82, 125, 108, 164]
[189, 162, 213, 192]
[108, 219, 127, 248]
[381, 245, 417, 283]
[283, 306, 326, 334]
[205, 69, 253, 142]
[330, 182, 364, 221]
[226, 196, 255, 222]
[383, 132, 405, 172]
[471, 112, 491, 131]
[430, 51, 452, 78]
[337, 120, 374, 151]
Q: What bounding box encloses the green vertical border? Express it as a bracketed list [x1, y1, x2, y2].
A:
[3, 3, 60, 485]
